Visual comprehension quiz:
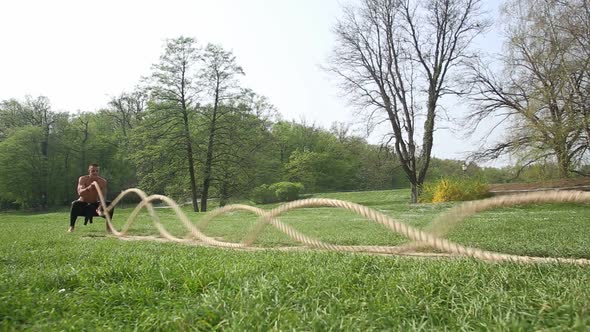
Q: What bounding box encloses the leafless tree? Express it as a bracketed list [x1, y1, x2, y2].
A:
[327, 0, 488, 202]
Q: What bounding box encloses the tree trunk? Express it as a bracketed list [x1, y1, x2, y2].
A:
[410, 182, 419, 204]
[201, 94, 220, 212]
[556, 148, 570, 178]
[219, 180, 229, 207]
[201, 166, 211, 211]
[201, 127, 216, 211]
[40, 125, 50, 210]
[186, 146, 200, 212]
[412, 91, 437, 203]
[182, 111, 199, 212]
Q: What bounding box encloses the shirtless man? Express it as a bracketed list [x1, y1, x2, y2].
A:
[68, 163, 113, 232]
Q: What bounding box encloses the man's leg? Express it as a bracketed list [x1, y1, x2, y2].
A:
[84, 208, 93, 225]
[86, 202, 104, 224]
[93, 201, 114, 233]
[69, 200, 88, 232]
[96, 201, 114, 218]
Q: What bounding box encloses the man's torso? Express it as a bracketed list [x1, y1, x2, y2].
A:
[79, 175, 107, 202]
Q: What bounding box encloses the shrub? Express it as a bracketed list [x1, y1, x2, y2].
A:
[251, 182, 304, 204]
[251, 184, 276, 204]
[419, 177, 490, 203]
[270, 182, 304, 202]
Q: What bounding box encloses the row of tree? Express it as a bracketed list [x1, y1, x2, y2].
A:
[0, 88, 578, 211]
[1, 0, 588, 209]
[0, 90, 412, 210]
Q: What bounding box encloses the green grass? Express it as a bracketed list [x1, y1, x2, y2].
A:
[1, 189, 590, 330]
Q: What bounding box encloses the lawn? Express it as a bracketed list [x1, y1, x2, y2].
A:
[1, 189, 590, 330]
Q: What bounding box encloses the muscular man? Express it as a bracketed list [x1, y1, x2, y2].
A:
[68, 163, 113, 232]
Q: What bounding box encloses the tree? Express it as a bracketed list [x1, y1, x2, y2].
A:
[561, 0, 590, 151]
[327, 0, 489, 202]
[0, 96, 66, 208]
[355, 143, 407, 190]
[198, 44, 245, 211]
[0, 127, 46, 208]
[104, 90, 146, 138]
[145, 36, 202, 211]
[205, 91, 278, 206]
[129, 119, 191, 199]
[465, 0, 590, 177]
[101, 91, 147, 190]
[285, 149, 358, 192]
[271, 120, 328, 166]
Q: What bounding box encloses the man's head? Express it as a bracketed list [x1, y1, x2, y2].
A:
[88, 163, 100, 176]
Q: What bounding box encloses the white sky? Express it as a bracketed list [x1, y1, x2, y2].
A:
[0, 0, 506, 165]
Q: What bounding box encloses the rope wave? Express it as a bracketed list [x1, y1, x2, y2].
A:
[93, 182, 590, 265]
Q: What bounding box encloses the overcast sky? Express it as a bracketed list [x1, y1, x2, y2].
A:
[0, 0, 506, 165]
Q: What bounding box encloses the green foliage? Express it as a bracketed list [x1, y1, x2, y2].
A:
[2, 93, 468, 210]
[419, 177, 490, 203]
[285, 148, 360, 193]
[129, 115, 188, 197]
[477, 166, 514, 184]
[251, 182, 304, 204]
[271, 181, 304, 202]
[0, 127, 45, 208]
[425, 159, 468, 181]
[284, 150, 323, 191]
[201, 97, 278, 206]
[250, 184, 275, 204]
[355, 144, 409, 190]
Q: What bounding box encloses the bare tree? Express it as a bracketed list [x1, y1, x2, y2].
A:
[465, 0, 590, 177]
[327, 0, 488, 202]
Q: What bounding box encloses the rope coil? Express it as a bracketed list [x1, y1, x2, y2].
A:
[92, 182, 590, 265]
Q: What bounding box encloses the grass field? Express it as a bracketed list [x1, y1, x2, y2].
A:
[1, 189, 590, 330]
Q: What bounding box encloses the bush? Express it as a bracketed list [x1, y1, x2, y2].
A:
[270, 182, 304, 202]
[251, 184, 275, 204]
[419, 177, 490, 203]
[251, 182, 304, 204]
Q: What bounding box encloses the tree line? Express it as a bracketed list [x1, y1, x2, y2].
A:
[2, 0, 588, 210]
[0, 93, 410, 210]
[0, 37, 414, 210]
[1, 87, 578, 211]
[0, 87, 579, 211]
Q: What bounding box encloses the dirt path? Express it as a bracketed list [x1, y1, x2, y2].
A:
[488, 177, 590, 194]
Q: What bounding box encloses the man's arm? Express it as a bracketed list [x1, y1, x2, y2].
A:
[94, 177, 107, 199]
[77, 176, 94, 196]
[100, 180, 107, 199]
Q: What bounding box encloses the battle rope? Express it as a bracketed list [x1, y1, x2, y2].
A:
[93, 182, 590, 265]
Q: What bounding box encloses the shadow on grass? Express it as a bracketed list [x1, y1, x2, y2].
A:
[82, 234, 108, 238]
